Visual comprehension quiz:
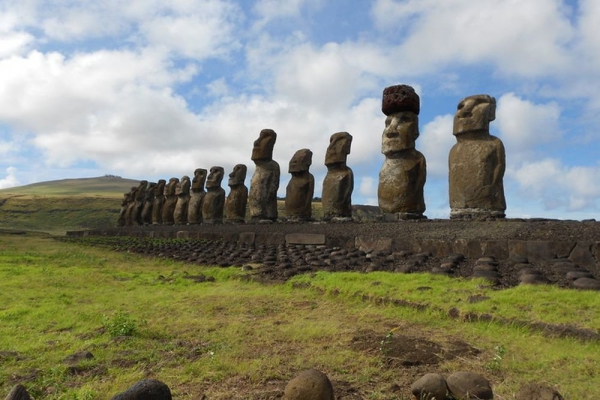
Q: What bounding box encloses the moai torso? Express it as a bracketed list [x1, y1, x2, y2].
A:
[449, 95, 506, 219]
[187, 169, 207, 225]
[133, 180, 147, 226]
[141, 182, 156, 225]
[151, 180, 166, 225]
[202, 167, 226, 224]
[161, 177, 179, 225]
[249, 129, 280, 222]
[285, 149, 314, 221]
[322, 132, 354, 220]
[377, 85, 426, 219]
[118, 191, 129, 226]
[174, 176, 191, 225]
[225, 164, 248, 223]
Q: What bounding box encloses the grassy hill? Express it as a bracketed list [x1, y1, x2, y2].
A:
[0, 176, 140, 234]
[0, 176, 382, 234]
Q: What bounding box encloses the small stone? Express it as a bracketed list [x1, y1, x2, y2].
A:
[519, 274, 549, 285]
[410, 373, 448, 400]
[446, 371, 493, 400]
[111, 379, 172, 400]
[283, 369, 334, 400]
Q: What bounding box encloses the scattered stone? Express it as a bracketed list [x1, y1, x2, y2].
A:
[410, 373, 448, 400]
[5, 384, 32, 400]
[571, 277, 600, 290]
[515, 382, 564, 400]
[111, 379, 172, 400]
[565, 270, 594, 281]
[62, 351, 94, 365]
[283, 369, 334, 400]
[446, 371, 493, 400]
[519, 274, 550, 285]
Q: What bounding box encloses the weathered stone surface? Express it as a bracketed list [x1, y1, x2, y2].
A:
[131, 180, 147, 226]
[141, 182, 156, 225]
[283, 369, 334, 400]
[111, 379, 172, 400]
[202, 167, 225, 224]
[508, 240, 528, 259]
[285, 149, 314, 221]
[118, 187, 135, 226]
[410, 373, 448, 400]
[571, 277, 600, 290]
[161, 177, 179, 225]
[356, 236, 392, 253]
[515, 382, 564, 400]
[249, 129, 280, 221]
[285, 233, 326, 245]
[225, 164, 248, 223]
[569, 241, 594, 267]
[378, 84, 426, 218]
[239, 232, 256, 244]
[5, 384, 32, 400]
[527, 241, 552, 264]
[187, 168, 207, 225]
[322, 132, 354, 220]
[449, 94, 505, 219]
[173, 175, 191, 225]
[446, 371, 493, 400]
[151, 179, 166, 225]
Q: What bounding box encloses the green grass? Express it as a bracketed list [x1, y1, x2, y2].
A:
[1, 234, 599, 399]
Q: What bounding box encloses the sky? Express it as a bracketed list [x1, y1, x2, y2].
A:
[0, 0, 599, 220]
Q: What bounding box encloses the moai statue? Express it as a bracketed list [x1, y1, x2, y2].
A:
[133, 180, 148, 225]
[202, 166, 226, 224]
[225, 164, 248, 223]
[285, 149, 314, 221]
[187, 168, 207, 225]
[377, 84, 426, 220]
[248, 129, 280, 222]
[173, 175, 191, 225]
[124, 186, 138, 226]
[151, 179, 166, 225]
[449, 94, 506, 219]
[117, 190, 130, 226]
[141, 181, 156, 225]
[321, 132, 354, 221]
[161, 177, 179, 225]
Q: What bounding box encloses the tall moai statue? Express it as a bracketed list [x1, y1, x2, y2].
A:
[161, 177, 179, 225]
[285, 149, 314, 221]
[187, 168, 207, 225]
[117, 190, 130, 226]
[249, 129, 280, 222]
[377, 84, 426, 219]
[133, 180, 148, 225]
[225, 164, 248, 224]
[322, 132, 354, 221]
[202, 166, 226, 224]
[141, 181, 156, 225]
[174, 175, 191, 225]
[449, 94, 506, 219]
[124, 186, 137, 226]
[151, 179, 166, 225]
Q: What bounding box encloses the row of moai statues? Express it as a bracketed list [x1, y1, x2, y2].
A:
[118, 84, 505, 225]
[117, 129, 354, 226]
[378, 84, 505, 220]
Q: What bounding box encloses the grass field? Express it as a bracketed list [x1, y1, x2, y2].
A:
[1, 233, 598, 399]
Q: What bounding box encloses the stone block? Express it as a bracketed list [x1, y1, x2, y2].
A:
[285, 233, 326, 245]
[569, 241, 595, 267]
[355, 236, 392, 253]
[508, 240, 528, 259]
[239, 232, 255, 245]
[417, 239, 453, 257]
[526, 241, 553, 263]
[451, 239, 469, 257]
[255, 233, 285, 245]
[325, 235, 355, 250]
[392, 238, 413, 252]
[480, 240, 508, 260]
[553, 240, 576, 259]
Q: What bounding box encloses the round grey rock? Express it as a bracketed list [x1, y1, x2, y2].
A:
[283, 369, 334, 400]
[111, 379, 172, 400]
[446, 371, 493, 400]
[571, 277, 600, 290]
[410, 373, 448, 400]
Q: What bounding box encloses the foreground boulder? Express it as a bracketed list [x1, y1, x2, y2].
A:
[446, 371, 493, 399]
[410, 373, 448, 400]
[111, 379, 171, 400]
[283, 369, 334, 400]
[5, 384, 31, 400]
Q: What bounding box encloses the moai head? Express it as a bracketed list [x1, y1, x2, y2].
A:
[251, 129, 277, 161]
[228, 164, 247, 187]
[165, 177, 179, 196]
[154, 179, 166, 196]
[145, 182, 156, 200]
[381, 84, 420, 155]
[191, 168, 207, 192]
[453, 94, 496, 136]
[206, 166, 225, 189]
[178, 175, 190, 194]
[289, 149, 313, 174]
[325, 132, 353, 166]
[135, 180, 148, 199]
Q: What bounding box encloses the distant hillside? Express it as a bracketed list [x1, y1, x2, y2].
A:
[0, 176, 141, 197]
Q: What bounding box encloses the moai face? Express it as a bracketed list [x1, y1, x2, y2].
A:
[191, 169, 207, 191]
[453, 94, 496, 136]
[325, 132, 352, 166]
[179, 175, 190, 194]
[145, 182, 156, 200]
[289, 149, 312, 173]
[381, 111, 419, 155]
[154, 179, 166, 196]
[165, 178, 179, 196]
[228, 164, 247, 186]
[251, 129, 277, 161]
[206, 166, 225, 189]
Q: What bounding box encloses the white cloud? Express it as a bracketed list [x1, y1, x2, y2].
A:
[496, 93, 561, 157]
[252, 0, 322, 28]
[371, 0, 574, 77]
[419, 114, 454, 178]
[0, 166, 19, 189]
[359, 176, 375, 197]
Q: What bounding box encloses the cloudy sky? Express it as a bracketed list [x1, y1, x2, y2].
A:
[1, 0, 599, 219]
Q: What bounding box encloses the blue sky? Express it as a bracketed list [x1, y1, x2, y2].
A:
[1, 0, 599, 219]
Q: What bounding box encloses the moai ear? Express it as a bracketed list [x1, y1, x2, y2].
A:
[488, 96, 497, 122]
